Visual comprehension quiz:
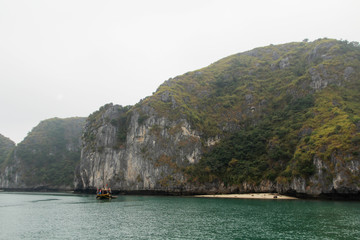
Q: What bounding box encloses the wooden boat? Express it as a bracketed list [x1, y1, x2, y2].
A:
[96, 192, 117, 200]
[96, 185, 117, 200]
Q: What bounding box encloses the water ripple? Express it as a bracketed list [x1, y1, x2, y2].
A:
[0, 193, 359, 240]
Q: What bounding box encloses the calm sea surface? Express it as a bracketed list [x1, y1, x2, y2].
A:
[0, 192, 359, 240]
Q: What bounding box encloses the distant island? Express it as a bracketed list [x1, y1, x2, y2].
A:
[1, 38, 360, 200]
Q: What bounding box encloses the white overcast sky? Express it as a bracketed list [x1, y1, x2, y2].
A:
[0, 0, 359, 143]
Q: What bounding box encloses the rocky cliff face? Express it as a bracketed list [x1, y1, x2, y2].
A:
[75, 104, 202, 193]
[0, 117, 85, 190]
[0, 134, 16, 188]
[1, 151, 23, 189]
[76, 39, 360, 198]
[279, 152, 360, 198]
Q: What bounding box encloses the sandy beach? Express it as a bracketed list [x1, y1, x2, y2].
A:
[194, 193, 298, 200]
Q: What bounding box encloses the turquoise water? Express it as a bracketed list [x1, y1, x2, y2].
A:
[0, 192, 359, 239]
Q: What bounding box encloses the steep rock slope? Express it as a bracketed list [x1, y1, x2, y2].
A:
[1, 117, 85, 190]
[76, 39, 360, 197]
[75, 104, 202, 192]
[0, 134, 15, 167]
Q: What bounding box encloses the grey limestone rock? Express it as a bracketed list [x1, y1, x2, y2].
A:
[75, 104, 202, 192]
[309, 64, 341, 90]
[279, 56, 290, 69]
[344, 66, 354, 81]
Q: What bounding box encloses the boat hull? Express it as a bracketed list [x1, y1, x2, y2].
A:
[96, 193, 116, 200]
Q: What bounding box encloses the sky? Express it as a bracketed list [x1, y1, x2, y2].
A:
[0, 0, 359, 143]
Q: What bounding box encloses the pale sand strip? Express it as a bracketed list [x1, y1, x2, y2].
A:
[194, 193, 298, 200]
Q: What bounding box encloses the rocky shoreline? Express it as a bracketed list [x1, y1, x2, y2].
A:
[2, 188, 360, 201]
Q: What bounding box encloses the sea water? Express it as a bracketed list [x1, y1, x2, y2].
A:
[0, 192, 359, 239]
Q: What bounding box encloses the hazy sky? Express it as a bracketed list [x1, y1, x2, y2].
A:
[1, 0, 359, 143]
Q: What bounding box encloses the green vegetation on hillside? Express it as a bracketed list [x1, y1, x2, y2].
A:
[138, 38, 360, 186]
[4, 39, 359, 191]
[0, 134, 15, 167]
[186, 94, 317, 185]
[9, 117, 85, 188]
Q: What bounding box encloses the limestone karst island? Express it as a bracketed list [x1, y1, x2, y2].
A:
[1, 39, 360, 200]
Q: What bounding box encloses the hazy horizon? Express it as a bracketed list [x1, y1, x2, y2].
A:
[1, 0, 359, 143]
